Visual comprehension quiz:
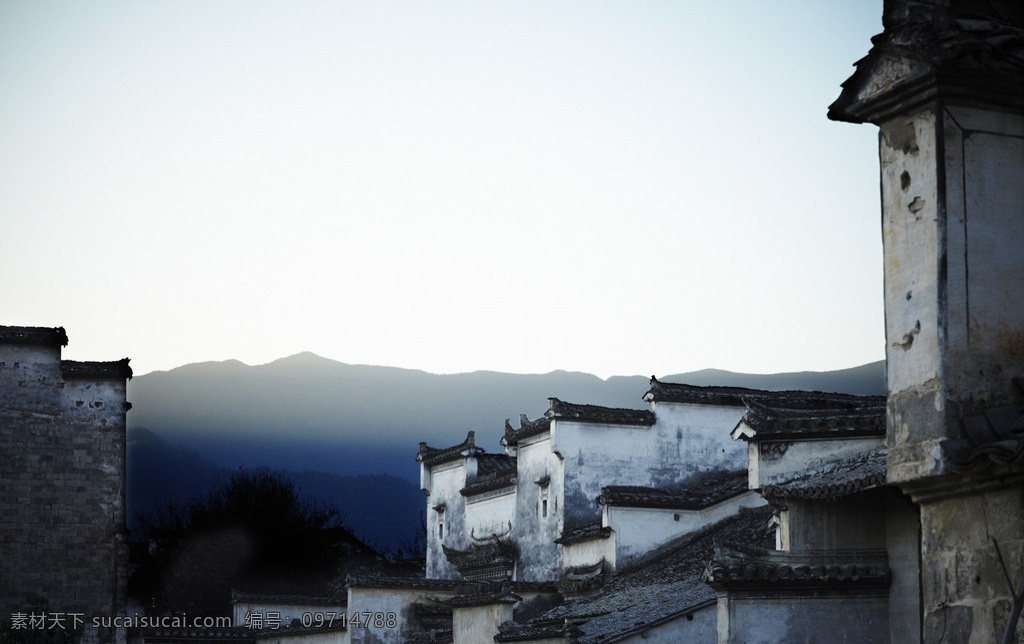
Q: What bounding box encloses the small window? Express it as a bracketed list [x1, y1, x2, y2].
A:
[542, 499, 548, 518]
[439, 522, 444, 539]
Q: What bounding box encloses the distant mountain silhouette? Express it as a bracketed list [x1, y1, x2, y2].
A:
[126, 355, 883, 552]
[127, 355, 884, 476]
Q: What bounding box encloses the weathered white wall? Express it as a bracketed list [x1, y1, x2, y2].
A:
[605, 491, 767, 567]
[424, 459, 469, 579]
[555, 403, 746, 535]
[511, 432, 564, 581]
[560, 534, 613, 571]
[464, 487, 515, 540]
[345, 585, 452, 644]
[452, 602, 512, 644]
[753, 437, 882, 487]
[719, 593, 889, 644]
[642, 401, 749, 481]
[882, 105, 1024, 481]
[878, 102, 1024, 642]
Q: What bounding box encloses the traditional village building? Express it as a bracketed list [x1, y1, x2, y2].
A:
[829, 0, 1024, 641]
[386, 382, 899, 643]
[707, 394, 916, 643]
[0, 325, 133, 643]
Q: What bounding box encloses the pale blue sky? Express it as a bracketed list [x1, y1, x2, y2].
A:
[1, 1, 885, 379]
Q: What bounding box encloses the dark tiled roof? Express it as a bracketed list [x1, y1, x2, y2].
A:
[644, 376, 882, 411]
[598, 470, 748, 510]
[502, 507, 773, 643]
[408, 601, 454, 640]
[942, 397, 1024, 473]
[546, 398, 654, 427]
[443, 581, 521, 608]
[461, 454, 517, 497]
[442, 538, 517, 581]
[733, 396, 885, 441]
[703, 545, 890, 590]
[61, 358, 133, 381]
[417, 431, 485, 467]
[477, 453, 516, 476]
[344, 575, 460, 591]
[830, 7, 1024, 123]
[461, 474, 516, 497]
[0, 325, 68, 347]
[555, 522, 612, 546]
[495, 620, 578, 642]
[502, 414, 552, 447]
[502, 399, 654, 447]
[760, 446, 887, 500]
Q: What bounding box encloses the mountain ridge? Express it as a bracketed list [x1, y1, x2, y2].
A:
[127, 355, 884, 477]
[126, 356, 884, 552]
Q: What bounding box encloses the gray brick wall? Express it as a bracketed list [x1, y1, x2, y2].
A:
[1, 333, 129, 643]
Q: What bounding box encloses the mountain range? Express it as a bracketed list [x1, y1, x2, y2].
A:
[126, 354, 885, 550]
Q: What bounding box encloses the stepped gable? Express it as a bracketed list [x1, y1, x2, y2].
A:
[598, 470, 748, 510]
[502, 414, 552, 447]
[502, 398, 654, 447]
[555, 522, 612, 547]
[941, 380, 1024, 472]
[761, 446, 888, 500]
[829, 4, 1024, 124]
[732, 395, 885, 441]
[0, 325, 69, 347]
[461, 454, 517, 497]
[703, 545, 890, 590]
[417, 431, 485, 467]
[501, 507, 774, 643]
[62, 358, 133, 381]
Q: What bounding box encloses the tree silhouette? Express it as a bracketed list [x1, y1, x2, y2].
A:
[130, 469, 377, 618]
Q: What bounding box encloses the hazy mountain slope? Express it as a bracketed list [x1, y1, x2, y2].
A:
[127, 427, 423, 551]
[127, 355, 885, 478]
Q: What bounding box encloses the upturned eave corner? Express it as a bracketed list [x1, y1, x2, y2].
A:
[829, 3, 1024, 125]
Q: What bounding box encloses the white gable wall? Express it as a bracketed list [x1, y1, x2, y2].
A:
[647, 401, 749, 476]
[752, 437, 882, 488]
[511, 432, 565, 581]
[424, 458, 469, 580]
[464, 487, 516, 540]
[604, 491, 767, 568]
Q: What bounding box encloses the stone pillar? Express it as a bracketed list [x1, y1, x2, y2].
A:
[829, 1, 1024, 641]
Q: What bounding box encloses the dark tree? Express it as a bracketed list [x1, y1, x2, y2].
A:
[130, 469, 378, 618]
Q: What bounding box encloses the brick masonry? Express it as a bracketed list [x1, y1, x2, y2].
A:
[0, 326, 131, 642]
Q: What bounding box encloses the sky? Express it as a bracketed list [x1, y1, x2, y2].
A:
[1, 1, 886, 380]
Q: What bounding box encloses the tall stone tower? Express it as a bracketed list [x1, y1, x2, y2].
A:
[830, 1, 1024, 641]
[0, 326, 132, 643]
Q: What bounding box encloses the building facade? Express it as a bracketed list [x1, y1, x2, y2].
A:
[0, 325, 133, 643]
[829, 1, 1024, 641]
